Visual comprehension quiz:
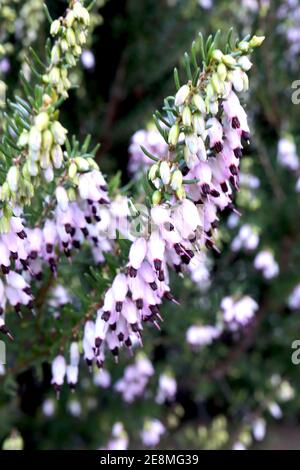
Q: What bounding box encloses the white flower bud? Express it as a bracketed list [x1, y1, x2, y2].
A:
[249, 35, 265, 48]
[51, 44, 61, 65]
[51, 355, 66, 387]
[238, 41, 249, 53]
[7, 166, 19, 192]
[48, 67, 60, 85]
[230, 69, 244, 92]
[50, 20, 60, 36]
[66, 28, 76, 47]
[42, 129, 53, 150]
[43, 166, 54, 183]
[185, 134, 199, 154]
[182, 106, 192, 127]
[66, 10, 75, 27]
[238, 56, 252, 72]
[74, 157, 90, 172]
[51, 121, 67, 145]
[77, 31, 87, 45]
[40, 151, 50, 169]
[160, 161, 171, 185]
[18, 130, 28, 147]
[60, 39, 69, 53]
[68, 162, 78, 179]
[51, 144, 64, 169]
[168, 123, 180, 146]
[217, 63, 227, 81]
[192, 94, 206, 114]
[211, 49, 223, 62]
[192, 113, 205, 135]
[208, 100, 219, 115]
[176, 186, 186, 200]
[56, 186, 69, 212]
[29, 126, 42, 152]
[35, 112, 49, 131]
[171, 169, 183, 190]
[152, 190, 162, 205]
[175, 84, 190, 106]
[27, 160, 39, 176]
[205, 83, 215, 101]
[148, 163, 159, 181]
[80, 7, 90, 26]
[211, 73, 221, 94]
[222, 54, 236, 67]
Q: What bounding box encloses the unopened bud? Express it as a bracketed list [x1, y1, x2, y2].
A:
[27, 160, 39, 176]
[217, 63, 227, 81]
[0, 182, 10, 201]
[222, 54, 236, 67]
[40, 151, 50, 170]
[7, 166, 19, 192]
[205, 83, 215, 100]
[238, 41, 249, 53]
[249, 35, 265, 48]
[211, 73, 221, 94]
[182, 106, 192, 127]
[168, 123, 180, 146]
[160, 161, 171, 185]
[74, 157, 90, 172]
[56, 186, 69, 212]
[209, 100, 219, 115]
[50, 20, 60, 36]
[185, 134, 199, 154]
[87, 158, 99, 170]
[67, 187, 77, 202]
[0, 216, 10, 233]
[18, 130, 28, 148]
[65, 52, 76, 67]
[35, 112, 49, 131]
[60, 39, 69, 53]
[77, 31, 87, 45]
[171, 169, 183, 190]
[48, 67, 60, 85]
[29, 126, 42, 152]
[152, 190, 162, 205]
[51, 44, 61, 65]
[175, 84, 190, 106]
[80, 7, 90, 26]
[51, 144, 63, 169]
[51, 121, 67, 145]
[176, 186, 186, 200]
[68, 162, 78, 179]
[192, 94, 206, 114]
[66, 10, 75, 27]
[66, 28, 76, 47]
[211, 49, 223, 62]
[192, 113, 205, 135]
[148, 163, 159, 181]
[238, 56, 252, 72]
[42, 129, 53, 150]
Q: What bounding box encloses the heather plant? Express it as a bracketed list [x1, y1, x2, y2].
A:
[1, 0, 300, 452]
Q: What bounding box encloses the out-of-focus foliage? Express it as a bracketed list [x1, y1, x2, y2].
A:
[1, 0, 300, 450]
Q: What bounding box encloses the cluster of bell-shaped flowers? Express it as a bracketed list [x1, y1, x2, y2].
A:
[77, 35, 265, 369]
[0, 167, 114, 341]
[80, 199, 207, 366]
